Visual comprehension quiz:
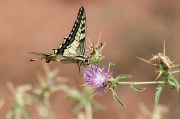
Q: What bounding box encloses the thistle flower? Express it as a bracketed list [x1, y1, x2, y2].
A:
[137, 41, 180, 80]
[86, 32, 106, 63]
[82, 65, 113, 94]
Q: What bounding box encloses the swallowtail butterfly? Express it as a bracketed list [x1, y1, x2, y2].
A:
[29, 7, 88, 72]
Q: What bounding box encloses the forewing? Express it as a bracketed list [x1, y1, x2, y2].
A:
[53, 7, 86, 56]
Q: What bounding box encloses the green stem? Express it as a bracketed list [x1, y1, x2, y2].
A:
[116, 81, 166, 85]
[85, 102, 92, 119]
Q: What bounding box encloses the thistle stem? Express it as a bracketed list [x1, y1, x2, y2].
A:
[116, 81, 166, 85]
[85, 102, 92, 119]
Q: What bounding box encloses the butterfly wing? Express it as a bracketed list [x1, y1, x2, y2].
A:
[28, 52, 56, 63]
[29, 7, 87, 69]
[53, 7, 86, 57]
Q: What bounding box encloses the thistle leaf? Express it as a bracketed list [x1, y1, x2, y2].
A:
[115, 74, 132, 81]
[5, 109, 14, 119]
[43, 99, 51, 110]
[111, 88, 125, 107]
[167, 76, 179, 91]
[22, 109, 32, 119]
[14, 106, 21, 119]
[130, 83, 146, 91]
[73, 102, 85, 114]
[109, 62, 115, 66]
[155, 84, 165, 106]
[159, 64, 164, 70]
[171, 69, 180, 74]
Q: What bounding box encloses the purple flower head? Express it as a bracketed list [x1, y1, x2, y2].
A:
[82, 65, 113, 95]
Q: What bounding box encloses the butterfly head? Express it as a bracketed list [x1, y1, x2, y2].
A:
[84, 57, 90, 66]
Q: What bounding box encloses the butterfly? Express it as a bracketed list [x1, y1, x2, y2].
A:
[29, 7, 89, 72]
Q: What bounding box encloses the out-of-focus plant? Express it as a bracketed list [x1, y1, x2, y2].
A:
[32, 64, 66, 109]
[31, 63, 105, 119]
[0, 98, 5, 109]
[5, 81, 37, 119]
[137, 103, 169, 119]
[4, 62, 105, 119]
[35, 102, 55, 119]
[4, 64, 72, 119]
[62, 85, 104, 119]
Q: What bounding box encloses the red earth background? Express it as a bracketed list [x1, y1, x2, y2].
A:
[0, 0, 180, 119]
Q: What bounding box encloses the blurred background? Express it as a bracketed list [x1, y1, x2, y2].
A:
[0, 0, 180, 119]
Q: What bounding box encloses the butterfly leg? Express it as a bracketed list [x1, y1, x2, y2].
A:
[77, 64, 81, 73]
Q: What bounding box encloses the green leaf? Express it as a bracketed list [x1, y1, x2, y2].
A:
[115, 74, 132, 81]
[14, 106, 21, 119]
[70, 90, 81, 101]
[22, 109, 32, 119]
[171, 69, 180, 74]
[73, 102, 85, 114]
[159, 64, 164, 70]
[130, 83, 146, 91]
[43, 99, 51, 110]
[155, 84, 165, 106]
[5, 109, 14, 119]
[91, 100, 105, 112]
[167, 76, 179, 90]
[111, 89, 125, 107]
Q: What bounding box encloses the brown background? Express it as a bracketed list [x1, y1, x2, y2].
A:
[0, 0, 180, 119]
